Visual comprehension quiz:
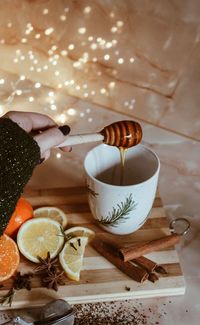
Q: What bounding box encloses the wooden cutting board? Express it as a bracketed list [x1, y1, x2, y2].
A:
[0, 187, 185, 309]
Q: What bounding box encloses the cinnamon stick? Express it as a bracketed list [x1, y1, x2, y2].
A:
[119, 233, 181, 262]
[92, 237, 149, 283]
[133, 256, 157, 273]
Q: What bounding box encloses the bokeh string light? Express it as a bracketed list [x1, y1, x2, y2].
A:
[0, 3, 136, 123]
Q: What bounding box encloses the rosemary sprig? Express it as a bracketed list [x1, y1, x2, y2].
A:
[0, 272, 33, 307]
[58, 226, 76, 241]
[98, 194, 137, 227]
[0, 288, 15, 307]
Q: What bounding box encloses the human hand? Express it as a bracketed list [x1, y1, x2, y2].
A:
[3, 111, 71, 160]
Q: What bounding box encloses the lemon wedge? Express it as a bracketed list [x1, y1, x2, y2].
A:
[33, 207, 68, 228]
[59, 236, 88, 281]
[64, 226, 95, 242]
[17, 218, 64, 263]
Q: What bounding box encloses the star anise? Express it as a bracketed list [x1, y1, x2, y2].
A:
[13, 272, 33, 291]
[34, 252, 66, 291]
[34, 252, 59, 274]
[42, 270, 66, 291]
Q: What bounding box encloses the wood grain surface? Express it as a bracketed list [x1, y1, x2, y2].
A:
[0, 187, 185, 309]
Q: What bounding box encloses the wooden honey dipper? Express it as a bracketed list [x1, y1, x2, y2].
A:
[58, 120, 142, 148]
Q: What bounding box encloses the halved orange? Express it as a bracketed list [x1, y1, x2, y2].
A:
[0, 234, 20, 282]
[5, 197, 33, 237]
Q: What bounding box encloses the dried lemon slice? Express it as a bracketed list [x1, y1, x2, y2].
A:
[33, 207, 68, 228]
[64, 226, 95, 242]
[17, 218, 64, 263]
[59, 236, 88, 281]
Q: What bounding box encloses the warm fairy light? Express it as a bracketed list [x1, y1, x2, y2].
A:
[57, 113, 66, 124]
[20, 75, 26, 80]
[84, 6, 91, 14]
[0, 39, 5, 44]
[83, 84, 88, 89]
[116, 21, 124, 27]
[64, 80, 69, 86]
[82, 52, 89, 62]
[61, 50, 68, 56]
[88, 36, 93, 41]
[48, 91, 54, 97]
[100, 88, 106, 94]
[13, 58, 18, 63]
[70, 79, 75, 85]
[43, 8, 49, 15]
[51, 45, 57, 51]
[112, 39, 117, 45]
[73, 61, 81, 68]
[29, 96, 34, 102]
[99, 39, 106, 46]
[110, 12, 115, 18]
[88, 117, 93, 122]
[37, 68, 42, 72]
[25, 23, 33, 35]
[130, 57, 135, 63]
[16, 89, 22, 95]
[52, 60, 57, 66]
[86, 108, 91, 113]
[50, 104, 57, 110]
[124, 101, 129, 107]
[0, 79, 5, 84]
[30, 66, 34, 71]
[67, 108, 76, 116]
[7, 22, 12, 28]
[43, 65, 48, 70]
[35, 82, 41, 88]
[76, 85, 80, 90]
[68, 44, 75, 50]
[104, 54, 110, 60]
[16, 49, 21, 55]
[33, 59, 38, 64]
[78, 27, 86, 34]
[106, 42, 112, 48]
[57, 84, 63, 88]
[80, 112, 85, 117]
[56, 152, 61, 159]
[64, 7, 69, 12]
[45, 27, 54, 36]
[91, 43, 97, 50]
[118, 58, 124, 64]
[55, 71, 60, 76]
[21, 38, 27, 43]
[92, 57, 97, 62]
[109, 81, 115, 88]
[60, 15, 67, 21]
[97, 71, 102, 76]
[35, 33, 41, 39]
[20, 55, 25, 61]
[84, 92, 88, 98]
[91, 90, 96, 95]
[111, 26, 117, 33]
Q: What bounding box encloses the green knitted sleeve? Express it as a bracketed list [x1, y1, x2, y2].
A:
[0, 118, 41, 235]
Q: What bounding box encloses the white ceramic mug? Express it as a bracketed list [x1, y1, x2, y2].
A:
[84, 143, 160, 235]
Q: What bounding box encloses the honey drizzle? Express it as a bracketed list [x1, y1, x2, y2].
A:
[119, 147, 127, 186]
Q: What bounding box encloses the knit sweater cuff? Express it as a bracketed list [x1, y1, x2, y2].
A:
[0, 118, 41, 235]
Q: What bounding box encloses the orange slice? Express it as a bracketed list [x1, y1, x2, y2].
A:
[0, 234, 20, 282]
